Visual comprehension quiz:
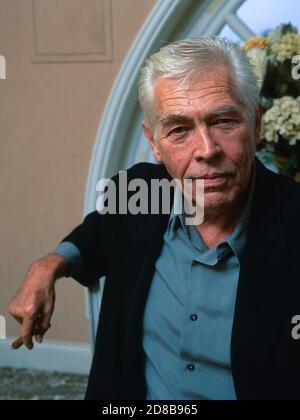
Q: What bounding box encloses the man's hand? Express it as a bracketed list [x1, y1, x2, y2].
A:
[8, 253, 69, 350]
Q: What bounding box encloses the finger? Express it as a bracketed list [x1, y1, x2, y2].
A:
[34, 327, 44, 343]
[12, 337, 24, 350]
[20, 318, 35, 350]
[33, 321, 51, 343]
[33, 325, 47, 344]
[40, 311, 52, 332]
[37, 322, 52, 343]
[35, 334, 43, 343]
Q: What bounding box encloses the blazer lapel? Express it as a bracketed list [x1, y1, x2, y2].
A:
[129, 164, 175, 319]
[120, 165, 174, 398]
[232, 158, 293, 399]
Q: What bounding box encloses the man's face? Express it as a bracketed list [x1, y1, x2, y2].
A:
[143, 68, 261, 215]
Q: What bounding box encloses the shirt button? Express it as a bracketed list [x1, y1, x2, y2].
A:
[190, 314, 198, 321]
[187, 364, 195, 372]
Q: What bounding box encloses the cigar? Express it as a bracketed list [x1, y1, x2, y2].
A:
[12, 336, 23, 350]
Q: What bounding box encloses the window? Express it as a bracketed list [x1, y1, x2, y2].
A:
[238, 0, 300, 35]
[219, 0, 300, 42]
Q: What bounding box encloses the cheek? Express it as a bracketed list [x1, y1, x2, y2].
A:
[221, 129, 255, 167]
[160, 145, 191, 179]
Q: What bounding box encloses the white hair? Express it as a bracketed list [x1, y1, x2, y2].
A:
[138, 37, 261, 131]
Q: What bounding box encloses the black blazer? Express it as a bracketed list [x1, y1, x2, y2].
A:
[62, 157, 300, 401]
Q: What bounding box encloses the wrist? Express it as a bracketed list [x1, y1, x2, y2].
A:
[32, 253, 69, 282]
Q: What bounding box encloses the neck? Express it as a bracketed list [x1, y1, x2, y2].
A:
[194, 183, 251, 249]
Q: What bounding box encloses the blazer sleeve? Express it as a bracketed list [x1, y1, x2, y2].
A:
[59, 210, 108, 287]
[56, 162, 163, 287]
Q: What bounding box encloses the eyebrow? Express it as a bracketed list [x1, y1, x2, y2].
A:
[159, 113, 192, 127]
[206, 105, 243, 118]
[159, 105, 243, 127]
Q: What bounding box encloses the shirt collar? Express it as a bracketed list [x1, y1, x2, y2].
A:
[167, 183, 189, 237]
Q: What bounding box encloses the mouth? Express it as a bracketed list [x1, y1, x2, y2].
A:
[187, 174, 231, 188]
[201, 174, 227, 179]
[202, 175, 229, 187]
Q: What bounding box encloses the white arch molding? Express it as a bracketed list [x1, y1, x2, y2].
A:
[85, 0, 255, 343]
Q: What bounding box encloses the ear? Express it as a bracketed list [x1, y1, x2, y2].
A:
[142, 123, 162, 163]
[254, 105, 263, 146]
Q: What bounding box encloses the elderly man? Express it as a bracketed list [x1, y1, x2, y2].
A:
[9, 37, 300, 401]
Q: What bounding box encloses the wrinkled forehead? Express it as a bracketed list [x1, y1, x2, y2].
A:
[152, 68, 243, 119]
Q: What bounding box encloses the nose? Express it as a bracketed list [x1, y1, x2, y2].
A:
[192, 127, 221, 161]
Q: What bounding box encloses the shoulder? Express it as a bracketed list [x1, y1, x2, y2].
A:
[267, 171, 300, 236]
[273, 172, 300, 210]
[125, 162, 171, 181]
[256, 159, 300, 211]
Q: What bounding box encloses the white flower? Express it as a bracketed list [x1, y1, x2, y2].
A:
[270, 33, 300, 62]
[261, 96, 300, 145]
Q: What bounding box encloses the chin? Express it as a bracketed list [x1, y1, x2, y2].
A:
[204, 192, 232, 207]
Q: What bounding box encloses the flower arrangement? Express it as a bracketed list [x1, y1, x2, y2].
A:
[242, 24, 300, 180]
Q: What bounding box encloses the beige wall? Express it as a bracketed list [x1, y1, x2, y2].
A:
[0, 0, 155, 344]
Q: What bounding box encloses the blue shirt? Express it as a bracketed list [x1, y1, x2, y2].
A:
[54, 164, 256, 400]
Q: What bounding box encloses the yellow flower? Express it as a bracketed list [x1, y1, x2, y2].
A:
[241, 37, 269, 52]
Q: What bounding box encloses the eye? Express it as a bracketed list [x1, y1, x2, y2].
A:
[214, 118, 239, 127]
[168, 126, 190, 136]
